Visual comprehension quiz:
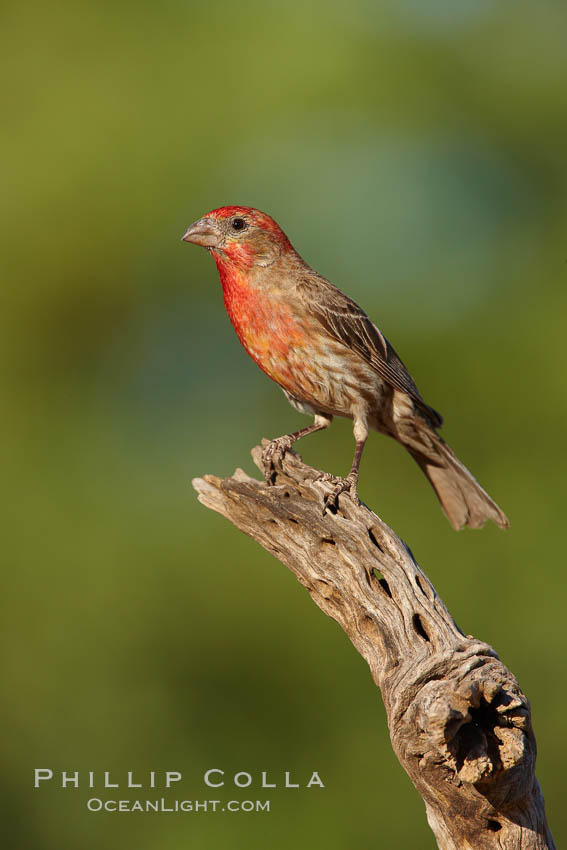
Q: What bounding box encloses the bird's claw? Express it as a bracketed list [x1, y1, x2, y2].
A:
[262, 435, 295, 484]
[321, 474, 360, 515]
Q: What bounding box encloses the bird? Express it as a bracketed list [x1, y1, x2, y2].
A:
[181, 205, 509, 530]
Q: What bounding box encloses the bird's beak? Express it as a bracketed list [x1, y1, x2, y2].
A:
[181, 217, 221, 248]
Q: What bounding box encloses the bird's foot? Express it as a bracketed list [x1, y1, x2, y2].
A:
[320, 473, 360, 515]
[262, 435, 296, 484]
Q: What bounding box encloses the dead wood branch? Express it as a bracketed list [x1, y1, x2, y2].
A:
[192, 444, 554, 849]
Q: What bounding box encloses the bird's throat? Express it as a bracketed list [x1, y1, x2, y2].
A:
[214, 259, 306, 391]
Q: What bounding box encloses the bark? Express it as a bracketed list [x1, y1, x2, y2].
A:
[192, 443, 554, 849]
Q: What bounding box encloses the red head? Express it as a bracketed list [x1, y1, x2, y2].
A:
[181, 205, 293, 271]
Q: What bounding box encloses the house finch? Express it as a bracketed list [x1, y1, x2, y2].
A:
[182, 206, 508, 530]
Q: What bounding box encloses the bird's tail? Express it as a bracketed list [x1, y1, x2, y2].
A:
[397, 418, 509, 530]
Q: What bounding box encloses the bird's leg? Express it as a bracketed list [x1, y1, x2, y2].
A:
[322, 417, 368, 514]
[322, 439, 366, 513]
[263, 414, 332, 484]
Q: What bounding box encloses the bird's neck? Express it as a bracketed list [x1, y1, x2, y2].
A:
[214, 252, 269, 330]
[212, 253, 266, 337]
[210, 252, 302, 386]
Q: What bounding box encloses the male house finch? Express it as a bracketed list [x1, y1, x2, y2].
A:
[182, 206, 508, 530]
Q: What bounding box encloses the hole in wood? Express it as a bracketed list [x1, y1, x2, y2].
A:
[283, 491, 291, 498]
[321, 537, 336, 546]
[412, 613, 430, 642]
[487, 820, 501, 832]
[288, 518, 298, 525]
[372, 569, 392, 598]
[452, 697, 502, 774]
[415, 574, 428, 597]
[367, 528, 384, 552]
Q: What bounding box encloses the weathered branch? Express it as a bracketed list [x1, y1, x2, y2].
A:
[192, 444, 554, 850]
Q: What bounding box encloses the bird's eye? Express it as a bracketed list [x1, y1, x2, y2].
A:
[231, 217, 247, 231]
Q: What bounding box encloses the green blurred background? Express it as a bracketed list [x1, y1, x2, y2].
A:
[3, 1, 566, 847]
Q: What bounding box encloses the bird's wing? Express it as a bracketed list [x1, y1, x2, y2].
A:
[296, 274, 443, 427]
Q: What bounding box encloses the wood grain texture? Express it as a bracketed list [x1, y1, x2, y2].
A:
[193, 444, 554, 849]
